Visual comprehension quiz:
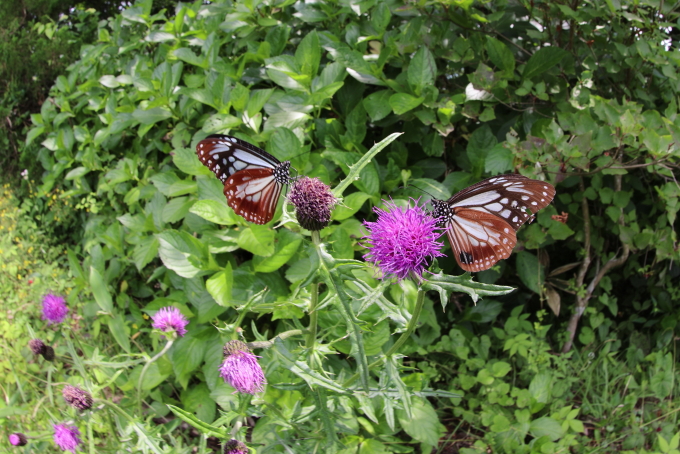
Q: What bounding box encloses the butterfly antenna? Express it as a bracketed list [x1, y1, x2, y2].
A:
[396, 184, 438, 200]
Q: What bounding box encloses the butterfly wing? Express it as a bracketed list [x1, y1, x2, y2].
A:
[223, 168, 283, 224]
[434, 174, 555, 272]
[444, 208, 517, 272]
[196, 135, 291, 224]
[448, 174, 556, 230]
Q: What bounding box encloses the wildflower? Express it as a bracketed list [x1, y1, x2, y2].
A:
[288, 177, 337, 230]
[53, 424, 81, 453]
[43, 345, 56, 361]
[8, 433, 27, 446]
[62, 385, 93, 411]
[151, 306, 189, 337]
[223, 439, 248, 454]
[362, 199, 444, 281]
[42, 293, 69, 324]
[29, 339, 46, 355]
[219, 340, 266, 394]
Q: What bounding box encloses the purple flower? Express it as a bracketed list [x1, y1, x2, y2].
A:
[62, 385, 93, 411]
[362, 199, 444, 281]
[223, 439, 248, 454]
[219, 340, 266, 394]
[151, 306, 189, 337]
[9, 433, 27, 446]
[53, 424, 81, 453]
[29, 338, 46, 355]
[42, 293, 69, 324]
[288, 177, 337, 230]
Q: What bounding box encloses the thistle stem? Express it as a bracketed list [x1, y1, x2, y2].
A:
[137, 339, 174, 414]
[378, 287, 425, 360]
[306, 230, 322, 350]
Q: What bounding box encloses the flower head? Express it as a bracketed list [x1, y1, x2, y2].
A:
[219, 340, 266, 394]
[29, 338, 46, 355]
[362, 199, 444, 281]
[43, 345, 56, 361]
[288, 177, 337, 230]
[151, 306, 189, 337]
[223, 439, 248, 454]
[62, 385, 93, 411]
[9, 433, 27, 446]
[42, 293, 69, 324]
[53, 424, 81, 453]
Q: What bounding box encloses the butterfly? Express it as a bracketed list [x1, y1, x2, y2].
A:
[430, 174, 556, 272]
[196, 134, 292, 224]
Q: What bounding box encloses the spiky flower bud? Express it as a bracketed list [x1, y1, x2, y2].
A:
[29, 339, 46, 355]
[288, 177, 337, 231]
[43, 345, 56, 361]
[223, 438, 248, 454]
[62, 385, 93, 411]
[8, 433, 27, 446]
[219, 340, 266, 394]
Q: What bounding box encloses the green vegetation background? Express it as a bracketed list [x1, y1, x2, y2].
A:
[1, 0, 679, 452]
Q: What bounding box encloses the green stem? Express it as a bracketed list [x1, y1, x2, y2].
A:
[306, 231, 321, 350]
[87, 416, 95, 454]
[137, 339, 174, 414]
[97, 399, 164, 454]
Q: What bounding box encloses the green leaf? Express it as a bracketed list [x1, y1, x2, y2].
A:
[190, 199, 239, 226]
[132, 107, 173, 125]
[492, 361, 512, 377]
[166, 404, 227, 438]
[529, 416, 564, 441]
[516, 251, 544, 294]
[174, 147, 209, 176]
[156, 230, 208, 278]
[201, 113, 242, 133]
[90, 267, 114, 313]
[423, 272, 514, 306]
[132, 236, 159, 271]
[171, 333, 206, 382]
[522, 47, 569, 80]
[485, 144, 513, 175]
[162, 197, 194, 223]
[295, 30, 320, 77]
[173, 48, 207, 68]
[364, 90, 393, 122]
[333, 192, 371, 221]
[181, 383, 216, 423]
[237, 225, 276, 256]
[107, 312, 131, 352]
[407, 47, 437, 90]
[529, 371, 552, 403]
[389, 93, 424, 115]
[486, 37, 515, 75]
[396, 398, 445, 446]
[206, 264, 233, 306]
[253, 230, 302, 273]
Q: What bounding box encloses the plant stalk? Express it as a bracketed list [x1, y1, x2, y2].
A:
[306, 230, 321, 350]
[137, 339, 174, 414]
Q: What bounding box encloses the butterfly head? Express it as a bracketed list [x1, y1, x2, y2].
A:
[430, 198, 453, 227]
[273, 161, 292, 185]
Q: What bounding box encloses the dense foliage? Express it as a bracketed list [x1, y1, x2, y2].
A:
[2, 0, 680, 452]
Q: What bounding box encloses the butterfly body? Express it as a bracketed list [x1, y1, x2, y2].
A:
[432, 174, 555, 272]
[196, 135, 292, 224]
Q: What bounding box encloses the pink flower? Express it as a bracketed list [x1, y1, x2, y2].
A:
[363, 199, 444, 281]
[53, 424, 81, 452]
[9, 433, 27, 446]
[219, 340, 266, 394]
[151, 307, 189, 337]
[223, 438, 248, 454]
[288, 177, 337, 230]
[42, 293, 69, 324]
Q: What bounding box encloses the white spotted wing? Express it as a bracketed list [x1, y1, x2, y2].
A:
[196, 135, 291, 224]
[431, 174, 556, 272]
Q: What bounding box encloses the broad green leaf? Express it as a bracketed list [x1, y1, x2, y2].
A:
[396, 398, 445, 446]
[162, 197, 193, 223]
[364, 90, 393, 122]
[295, 30, 320, 78]
[389, 93, 424, 115]
[132, 107, 173, 125]
[253, 230, 302, 273]
[407, 47, 436, 90]
[529, 417, 564, 441]
[485, 144, 513, 175]
[529, 371, 552, 403]
[173, 147, 208, 176]
[486, 37, 515, 75]
[156, 230, 208, 278]
[206, 264, 233, 306]
[90, 266, 114, 313]
[190, 199, 239, 226]
[202, 113, 242, 133]
[171, 333, 206, 383]
[522, 47, 570, 80]
[237, 225, 276, 256]
[132, 236, 159, 271]
[516, 250, 544, 294]
[173, 48, 207, 68]
[333, 192, 371, 221]
[107, 312, 131, 352]
[181, 383, 216, 423]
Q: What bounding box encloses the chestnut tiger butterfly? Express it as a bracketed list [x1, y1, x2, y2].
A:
[431, 174, 556, 272]
[196, 134, 292, 224]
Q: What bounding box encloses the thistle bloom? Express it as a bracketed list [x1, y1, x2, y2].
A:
[362, 199, 444, 281]
[288, 177, 337, 230]
[42, 293, 69, 324]
[53, 424, 81, 453]
[223, 439, 248, 454]
[9, 433, 27, 446]
[43, 345, 56, 361]
[151, 306, 189, 337]
[29, 338, 46, 355]
[62, 385, 93, 411]
[219, 340, 266, 394]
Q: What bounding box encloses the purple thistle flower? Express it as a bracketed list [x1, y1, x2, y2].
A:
[223, 439, 248, 454]
[288, 177, 337, 231]
[219, 340, 266, 394]
[53, 424, 81, 453]
[42, 293, 69, 324]
[362, 199, 444, 281]
[9, 433, 27, 446]
[151, 306, 189, 337]
[62, 385, 93, 411]
[29, 338, 46, 355]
